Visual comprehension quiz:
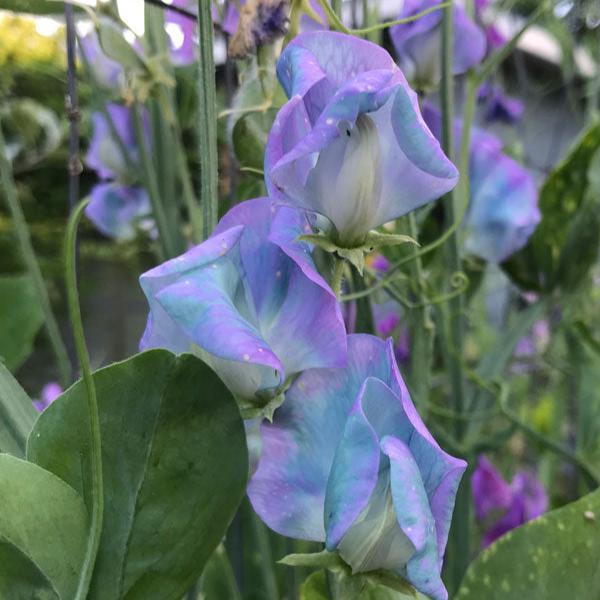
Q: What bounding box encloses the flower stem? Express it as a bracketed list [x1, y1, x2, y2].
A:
[66, 200, 104, 600]
[132, 103, 178, 260]
[197, 0, 219, 240]
[0, 121, 71, 388]
[439, 3, 470, 592]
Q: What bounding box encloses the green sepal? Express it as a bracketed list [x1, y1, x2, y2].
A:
[299, 231, 417, 275]
[280, 551, 416, 597]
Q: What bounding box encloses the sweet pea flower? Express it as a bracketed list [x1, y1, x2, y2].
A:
[478, 83, 524, 125]
[86, 184, 151, 241]
[33, 382, 62, 413]
[423, 104, 540, 263]
[249, 334, 466, 600]
[165, 4, 198, 66]
[472, 456, 548, 547]
[266, 31, 459, 248]
[139, 197, 347, 407]
[390, 0, 486, 90]
[85, 104, 149, 182]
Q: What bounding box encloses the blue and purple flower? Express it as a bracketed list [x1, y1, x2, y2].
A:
[423, 104, 540, 263]
[249, 334, 466, 600]
[266, 31, 459, 247]
[390, 0, 486, 90]
[139, 197, 347, 407]
[33, 382, 62, 413]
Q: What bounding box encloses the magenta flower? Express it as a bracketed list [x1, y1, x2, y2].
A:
[390, 0, 486, 90]
[475, 0, 507, 52]
[266, 31, 458, 247]
[139, 198, 347, 405]
[33, 382, 62, 413]
[472, 456, 548, 547]
[249, 334, 466, 600]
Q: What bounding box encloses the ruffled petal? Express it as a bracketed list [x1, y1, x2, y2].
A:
[248, 335, 391, 541]
[383, 435, 447, 600]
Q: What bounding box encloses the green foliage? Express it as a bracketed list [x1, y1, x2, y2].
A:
[0, 454, 88, 599]
[300, 570, 422, 600]
[0, 273, 44, 370]
[0, 0, 65, 14]
[282, 550, 416, 598]
[0, 361, 36, 457]
[456, 488, 600, 599]
[26, 349, 248, 599]
[504, 121, 600, 292]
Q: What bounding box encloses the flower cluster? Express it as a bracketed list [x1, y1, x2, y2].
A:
[138, 30, 469, 599]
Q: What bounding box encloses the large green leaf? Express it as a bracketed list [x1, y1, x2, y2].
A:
[0, 361, 37, 457]
[456, 488, 600, 599]
[0, 273, 44, 371]
[0, 0, 93, 14]
[0, 454, 88, 598]
[27, 350, 248, 600]
[503, 121, 600, 291]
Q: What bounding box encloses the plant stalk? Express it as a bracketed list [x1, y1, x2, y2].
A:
[439, 3, 470, 592]
[67, 200, 104, 600]
[197, 0, 219, 240]
[0, 122, 71, 387]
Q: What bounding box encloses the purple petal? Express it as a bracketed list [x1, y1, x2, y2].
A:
[86, 184, 151, 240]
[165, 10, 197, 66]
[78, 27, 123, 89]
[140, 197, 346, 400]
[472, 456, 512, 522]
[33, 382, 63, 413]
[268, 33, 458, 242]
[248, 335, 393, 541]
[391, 0, 486, 83]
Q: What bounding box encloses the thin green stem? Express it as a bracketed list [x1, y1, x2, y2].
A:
[331, 258, 346, 298]
[67, 200, 104, 600]
[315, 0, 451, 35]
[172, 123, 203, 243]
[440, 3, 470, 591]
[0, 121, 71, 387]
[406, 213, 434, 414]
[132, 103, 177, 260]
[197, 0, 219, 240]
[250, 509, 279, 600]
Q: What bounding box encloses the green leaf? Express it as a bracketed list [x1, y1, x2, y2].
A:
[0, 542, 57, 600]
[0, 454, 88, 598]
[0, 274, 44, 371]
[0, 361, 37, 457]
[503, 121, 600, 291]
[0, 0, 64, 14]
[280, 550, 346, 570]
[232, 111, 272, 174]
[456, 488, 600, 600]
[554, 148, 600, 290]
[27, 349, 248, 600]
